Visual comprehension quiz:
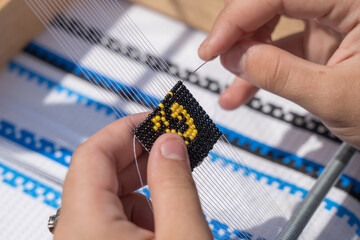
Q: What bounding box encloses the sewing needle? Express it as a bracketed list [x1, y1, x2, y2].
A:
[186, 60, 209, 81]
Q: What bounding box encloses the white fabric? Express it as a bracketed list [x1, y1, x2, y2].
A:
[0, 1, 359, 239]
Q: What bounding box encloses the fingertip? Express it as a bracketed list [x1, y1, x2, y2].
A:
[198, 41, 219, 61]
[198, 38, 210, 60]
[159, 134, 189, 164]
[219, 77, 259, 110]
[219, 90, 249, 110]
[148, 133, 190, 173]
[219, 89, 238, 110]
[199, 8, 246, 61]
[153, 133, 188, 157]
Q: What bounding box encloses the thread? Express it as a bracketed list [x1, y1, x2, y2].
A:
[133, 135, 153, 212]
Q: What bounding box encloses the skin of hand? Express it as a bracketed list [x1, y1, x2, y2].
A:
[198, 0, 360, 149]
[53, 113, 212, 240]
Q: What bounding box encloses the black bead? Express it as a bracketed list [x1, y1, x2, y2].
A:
[134, 80, 221, 171]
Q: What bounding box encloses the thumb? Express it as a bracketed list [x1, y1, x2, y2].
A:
[220, 40, 331, 114]
[147, 133, 212, 240]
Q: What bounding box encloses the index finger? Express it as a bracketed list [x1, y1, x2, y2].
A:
[60, 113, 149, 222]
[198, 0, 339, 60]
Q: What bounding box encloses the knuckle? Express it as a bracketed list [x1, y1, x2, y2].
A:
[261, 53, 290, 94]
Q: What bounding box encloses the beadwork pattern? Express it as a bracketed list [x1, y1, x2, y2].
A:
[134, 81, 222, 170]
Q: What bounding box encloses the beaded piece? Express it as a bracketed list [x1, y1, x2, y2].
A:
[134, 81, 222, 170]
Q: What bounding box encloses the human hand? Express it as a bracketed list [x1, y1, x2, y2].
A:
[198, 0, 360, 149]
[53, 113, 212, 240]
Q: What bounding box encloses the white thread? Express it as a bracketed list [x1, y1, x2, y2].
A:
[133, 135, 153, 212]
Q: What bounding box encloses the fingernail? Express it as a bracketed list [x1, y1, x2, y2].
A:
[160, 138, 186, 161]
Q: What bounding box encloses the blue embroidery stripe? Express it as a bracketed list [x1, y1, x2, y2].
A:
[0, 119, 72, 167]
[8, 61, 127, 118]
[0, 161, 61, 208]
[26, 42, 159, 107]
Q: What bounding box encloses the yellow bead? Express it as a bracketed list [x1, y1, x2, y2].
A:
[164, 121, 170, 126]
[191, 125, 196, 129]
[153, 126, 159, 131]
[161, 110, 165, 116]
[178, 132, 182, 136]
[185, 141, 189, 145]
[155, 116, 161, 121]
[179, 105, 183, 111]
[171, 113, 176, 118]
[189, 136, 195, 140]
[182, 110, 187, 115]
[178, 116, 182, 121]
[161, 117, 166, 122]
[193, 129, 198, 134]
[189, 118, 193, 124]
[174, 103, 179, 107]
[186, 114, 190, 119]
[171, 129, 176, 133]
[155, 122, 161, 127]
[168, 92, 173, 97]
[151, 118, 157, 123]
[159, 103, 164, 109]
[165, 129, 170, 133]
